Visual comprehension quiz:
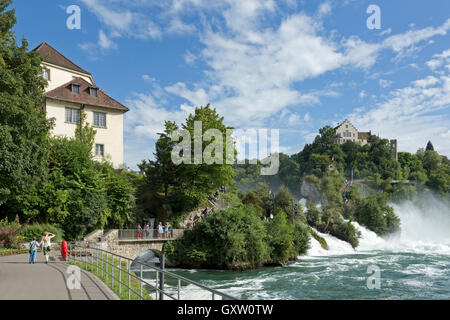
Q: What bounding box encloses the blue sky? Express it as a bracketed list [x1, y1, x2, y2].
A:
[11, 0, 450, 169]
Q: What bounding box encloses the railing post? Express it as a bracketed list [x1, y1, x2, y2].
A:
[178, 279, 181, 300]
[105, 253, 108, 283]
[119, 257, 122, 296]
[96, 249, 99, 276]
[140, 264, 143, 300]
[159, 254, 165, 300]
[128, 260, 131, 300]
[112, 254, 114, 289]
[101, 251, 104, 279]
[155, 271, 158, 300]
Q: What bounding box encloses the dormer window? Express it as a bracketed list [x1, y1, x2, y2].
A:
[72, 84, 80, 95]
[90, 87, 98, 97]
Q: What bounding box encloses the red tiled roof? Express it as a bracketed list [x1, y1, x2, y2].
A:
[33, 42, 91, 75]
[45, 77, 129, 112]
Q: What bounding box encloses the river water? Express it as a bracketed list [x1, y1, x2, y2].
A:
[143, 197, 450, 300]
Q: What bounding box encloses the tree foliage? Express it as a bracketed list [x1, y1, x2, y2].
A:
[0, 0, 52, 207]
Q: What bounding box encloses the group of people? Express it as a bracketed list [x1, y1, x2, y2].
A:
[209, 185, 226, 203]
[28, 231, 55, 264]
[136, 221, 173, 239]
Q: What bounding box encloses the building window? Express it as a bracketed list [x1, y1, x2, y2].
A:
[65, 108, 80, 124]
[72, 84, 80, 95]
[90, 88, 98, 97]
[42, 68, 50, 81]
[95, 144, 104, 157]
[93, 111, 106, 128]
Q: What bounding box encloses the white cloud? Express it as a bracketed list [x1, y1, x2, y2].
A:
[413, 75, 439, 88]
[359, 90, 366, 98]
[379, 79, 393, 88]
[124, 93, 190, 139]
[304, 113, 310, 122]
[349, 73, 450, 156]
[317, 1, 332, 18]
[379, 28, 392, 36]
[98, 30, 117, 50]
[166, 18, 197, 34]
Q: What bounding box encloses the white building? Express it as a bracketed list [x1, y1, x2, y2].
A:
[334, 119, 370, 146]
[34, 42, 128, 168]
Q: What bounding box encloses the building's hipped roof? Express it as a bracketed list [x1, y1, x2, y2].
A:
[33, 42, 91, 75]
[45, 77, 129, 112]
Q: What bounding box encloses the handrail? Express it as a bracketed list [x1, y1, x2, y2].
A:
[117, 229, 184, 240]
[67, 243, 237, 301]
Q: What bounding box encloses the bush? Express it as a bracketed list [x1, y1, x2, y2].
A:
[164, 204, 311, 270]
[354, 195, 400, 236]
[165, 205, 271, 270]
[267, 211, 295, 263]
[292, 222, 311, 256]
[0, 216, 26, 249]
[20, 224, 64, 242]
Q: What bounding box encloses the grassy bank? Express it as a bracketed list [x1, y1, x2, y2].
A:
[67, 253, 152, 300]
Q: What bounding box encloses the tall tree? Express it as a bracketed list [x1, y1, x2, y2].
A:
[0, 0, 52, 209]
[425, 141, 434, 151]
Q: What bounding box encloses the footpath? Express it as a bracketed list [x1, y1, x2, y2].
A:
[0, 252, 118, 300]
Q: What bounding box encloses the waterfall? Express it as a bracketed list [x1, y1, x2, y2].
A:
[306, 193, 450, 256]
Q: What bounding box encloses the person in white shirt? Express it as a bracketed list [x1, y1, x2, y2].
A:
[39, 231, 55, 264]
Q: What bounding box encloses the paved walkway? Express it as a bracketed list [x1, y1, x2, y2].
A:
[0, 253, 119, 300]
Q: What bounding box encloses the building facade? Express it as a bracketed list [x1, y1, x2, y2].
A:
[334, 119, 371, 146]
[34, 42, 128, 168]
[334, 119, 398, 160]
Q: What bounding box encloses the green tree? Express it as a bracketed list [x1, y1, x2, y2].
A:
[0, 0, 52, 209]
[425, 141, 434, 151]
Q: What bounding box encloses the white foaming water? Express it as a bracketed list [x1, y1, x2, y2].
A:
[306, 228, 356, 257]
[306, 194, 450, 256]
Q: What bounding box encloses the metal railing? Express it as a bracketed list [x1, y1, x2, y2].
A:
[118, 229, 184, 240]
[67, 243, 237, 301]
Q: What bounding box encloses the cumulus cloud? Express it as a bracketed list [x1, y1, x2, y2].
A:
[349, 72, 450, 156]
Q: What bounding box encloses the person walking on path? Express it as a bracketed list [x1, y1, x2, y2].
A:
[39, 232, 55, 264]
[29, 237, 39, 264]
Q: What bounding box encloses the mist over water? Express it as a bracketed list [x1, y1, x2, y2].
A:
[144, 195, 450, 299]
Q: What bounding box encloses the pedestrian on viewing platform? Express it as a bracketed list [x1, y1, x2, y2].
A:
[145, 222, 150, 238]
[136, 224, 142, 239]
[158, 222, 164, 239]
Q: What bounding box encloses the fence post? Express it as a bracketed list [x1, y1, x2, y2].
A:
[96, 249, 99, 275]
[128, 260, 131, 300]
[159, 254, 165, 300]
[155, 271, 158, 300]
[112, 254, 114, 289]
[119, 257, 122, 297]
[140, 264, 143, 300]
